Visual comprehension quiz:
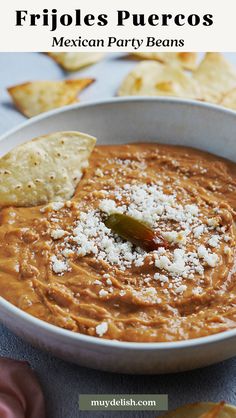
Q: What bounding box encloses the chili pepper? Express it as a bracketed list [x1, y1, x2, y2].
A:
[105, 213, 169, 251]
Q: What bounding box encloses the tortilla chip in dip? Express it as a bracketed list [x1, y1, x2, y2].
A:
[118, 60, 201, 98]
[8, 79, 94, 118]
[219, 88, 236, 110]
[47, 52, 105, 71]
[193, 53, 236, 103]
[159, 402, 236, 418]
[131, 52, 198, 71]
[0, 131, 96, 207]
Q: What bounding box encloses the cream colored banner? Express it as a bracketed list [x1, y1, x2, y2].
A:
[0, 0, 235, 51]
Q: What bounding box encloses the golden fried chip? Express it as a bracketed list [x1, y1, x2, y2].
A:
[118, 61, 201, 98]
[193, 53, 236, 103]
[159, 402, 236, 418]
[219, 88, 236, 110]
[199, 402, 225, 418]
[0, 131, 96, 207]
[8, 79, 94, 118]
[47, 52, 105, 71]
[131, 52, 198, 71]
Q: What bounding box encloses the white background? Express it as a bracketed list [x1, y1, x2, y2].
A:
[0, 0, 236, 51]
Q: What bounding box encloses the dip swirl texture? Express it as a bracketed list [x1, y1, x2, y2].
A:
[0, 144, 236, 342]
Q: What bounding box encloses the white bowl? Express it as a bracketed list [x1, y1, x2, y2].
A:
[1, 97, 236, 375]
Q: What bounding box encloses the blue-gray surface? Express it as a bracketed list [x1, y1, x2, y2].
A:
[0, 52, 236, 418]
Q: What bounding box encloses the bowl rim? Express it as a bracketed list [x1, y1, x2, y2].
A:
[1, 95, 236, 144]
[1, 96, 236, 351]
[1, 294, 236, 350]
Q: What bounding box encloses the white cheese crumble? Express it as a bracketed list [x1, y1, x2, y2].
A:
[99, 289, 109, 297]
[94, 280, 102, 285]
[95, 322, 108, 337]
[155, 249, 186, 275]
[48, 181, 230, 298]
[61, 249, 74, 257]
[154, 273, 169, 283]
[224, 246, 231, 255]
[197, 245, 219, 267]
[175, 284, 187, 294]
[95, 168, 104, 177]
[51, 256, 68, 274]
[51, 229, 66, 240]
[208, 235, 220, 248]
[207, 218, 219, 227]
[162, 230, 186, 244]
[193, 225, 205, 239]
[51, 202, 65, 211]
[192, 286, 203, 295]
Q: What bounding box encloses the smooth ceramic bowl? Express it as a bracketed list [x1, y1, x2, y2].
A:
[1, 97, 236, 375]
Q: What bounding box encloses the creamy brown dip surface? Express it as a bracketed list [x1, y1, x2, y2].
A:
[1, 143, 236, 342]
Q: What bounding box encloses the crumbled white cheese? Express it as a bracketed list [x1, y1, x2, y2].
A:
[133, 287, 161, 303]
[15, 264, 20, 273]
[95, 168, 104, 177]
[185, 204, 199, 215]
[120, 290, 126, 296]
[103, 274, 110, 279]
[51, 229, 66, 240]
[224, 246, 231, 255]
[208, 235, 220, 248]
[192, 286, 203, 295]
[94, 280, 102, 285]
[51, 202, 65, 211]
[99, 199, 118, 214]
[154, 273, 169, 282]
[207, 218, 219, 228]
[49, 180, 227, 299]
[193, 225, 205, 239]
[175, 285, 187, 294]
[96, 322, 108, 337]
[155, 249, 186, 275]
[197, 245, 219, 267]
[61, 249, 74, 257]
[51, 255, 68, 274]
[99, 289, 109, 297]
[163, 231, 186, 244]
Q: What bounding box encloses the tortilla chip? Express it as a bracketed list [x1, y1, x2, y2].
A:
[219, 88, 236, 110]
[199, 402, 225, 418]
[8, 79, 94, 118]
[159, 402, 236, 418]
[47, 52, 105, 71]
[131, 52, 198, 71]
[193, 53, 236, 103]
[118, 61, 201, 98]
[0, 131, 96, 207]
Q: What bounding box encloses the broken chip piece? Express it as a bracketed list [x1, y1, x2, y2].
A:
[46, 52, 106, 71]
[219, 87, 236, 110]
[8, 79, 94, 118]
[131, 52, 198, 71]
[118, 60, 201, 98]
[159, 402, 236, 418]
[193, 53, 236, 103]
